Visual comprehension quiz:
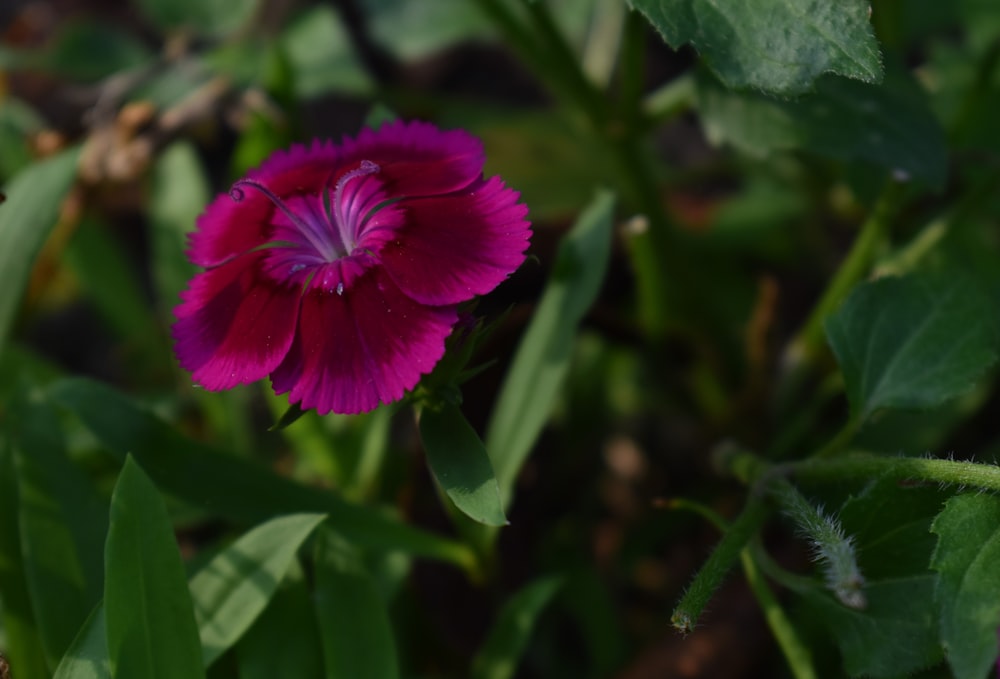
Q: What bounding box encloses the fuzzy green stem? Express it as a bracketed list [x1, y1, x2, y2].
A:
[791, 454, 1000, 493]
[670, 498, 769, 632]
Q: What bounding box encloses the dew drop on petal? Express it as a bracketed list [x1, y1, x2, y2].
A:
[336, 282, 344, 296]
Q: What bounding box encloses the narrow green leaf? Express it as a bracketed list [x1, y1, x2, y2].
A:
[631, 0, 882, 94]
[235, 571, 323, 679]
[697, 70, 948, 189]
[800, 575, 941, 677]
[104, 457, 205, 679]
[471, 577, 562, 679]
[191, 513, 326, 666]
[313, 529, 399, 679]
[486, 190, 615, 507]
[825, 271, 999, 422]
[420, 403, 507, 527]
[47, 378, 474, 569]
[52, 605, 110, 679]
[931, 493, 1000, 679]
[0, 148, 80, 355]
[12, 397, 107, 665]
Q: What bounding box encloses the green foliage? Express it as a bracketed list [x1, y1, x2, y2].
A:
[630, 0, 882, 94]
[825, 271, 1000, 422]
[931, 494, 1000, 679]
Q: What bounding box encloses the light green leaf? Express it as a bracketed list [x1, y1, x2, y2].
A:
[471, 577, 562, 679]
[12, 397, 107, 666]
[0, 148, 80, 355]
[486, 190, 615, 507]
[420, 403, 507, 527]
[697, 70, 948, 188]
[931, 493, 1000, 679]
[235, 572, 323, 679]
[313, 529, 399, 679]
[825, 272, 999, 422]
[104, 457, 205, 679]
[46, 378, 474, 569]
[134, 0, 258, 38]
[191, 514, 326, 666]
[631, 0, 882, 94]
[52, 605, 110, 679]
[280, 5, 373, 98]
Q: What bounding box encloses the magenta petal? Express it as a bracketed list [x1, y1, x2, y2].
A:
[172, 252, 300, 390]
[375, 177, 531, 306]
[341, 120, 485, 198]
[270, 268, 458, 415]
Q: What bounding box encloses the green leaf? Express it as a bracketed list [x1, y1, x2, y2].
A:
[104, 457, 205, 679]
[42, 21, 152, 82]
[12, 397, 107, 665]
[47, 378, 474, 569]
[824, 272, 1000, 422]
[0, 97, 44, 180]
[313, 529, 399, 679]
[486, 190, 615, 508]
[631, 0, 882, 94]
[931, 493, 1000, 679]
[0, 148, 80, 355]
[471, 577, 562, 679]
[697, 70, 947, 188]
[420, 403, 507, 527]
[134, 0, 259, 38]
[800, 575, 941, 677]
[52, 605, 110, 679]
[190, 513, 326, 666]
[280, 5, 373, 98]
[235, 571, 323, 679]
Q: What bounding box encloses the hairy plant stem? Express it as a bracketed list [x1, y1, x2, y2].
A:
[792, 454, 1000, 493]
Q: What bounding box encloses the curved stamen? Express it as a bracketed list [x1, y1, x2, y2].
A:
[331, 160, 380, 250]
[231, 179, 337, 260]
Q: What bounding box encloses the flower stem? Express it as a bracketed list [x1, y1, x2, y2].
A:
[791, 454, 1000, 493]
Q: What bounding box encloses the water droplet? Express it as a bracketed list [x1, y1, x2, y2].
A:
[336, 282, 344, 296]
[290, 264, 305, 273]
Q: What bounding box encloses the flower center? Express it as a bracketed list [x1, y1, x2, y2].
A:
[229, 159, 382, 266]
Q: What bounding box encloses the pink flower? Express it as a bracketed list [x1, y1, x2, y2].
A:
[172, 120, 531, 414]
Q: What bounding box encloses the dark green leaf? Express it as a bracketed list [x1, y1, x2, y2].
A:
[931, 493, 1000, 679]
[800, 575, 941, 677]
[104, 457, 205, 679]
[471, 577, 562, 679]
[632, 0, 882, 94]
[313, 529, 399, 679]
[486, 190, 615, 507]
[52, 605, 110, 679]
[235, 571, 323, 679]
[12, 397, 107, 665]
[0, 148, 80, 355]
[134, 0, 258, 38]
[420, 403, 507, 527]
[825, 271, 999, 422]
[43, 21, 151, 82]
[697, 70, 947, 188]
[191, 514, 326, 666]
[0, 97, 44, 180]
[46, 378, 474, 569]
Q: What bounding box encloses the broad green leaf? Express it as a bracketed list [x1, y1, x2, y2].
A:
[471, 577, 562, 679]
[420, 403, 507, 527]
[697, 70, 948, 188]
[280, 5, 373, 98]
[931, 493, 1000, 679]
[150, 143, 207, 316]
[134, 0, 258, 38]
[12, 397, 107, 665]
[313, 530, 399, 679]
[52, 605, 110, 679]
[104, 457, 205, 679]
[486, 191, 615, 507]
[190, 514, 326, 666]
[824, 272, 999, 422]
[800, 575, 941, 677]
[363, 0, 494, 60]
[0, 148, 80, 355]
[46, 378, 474, 569]
[631, 0, 882, 94]
[0, 436, 49, 679]
[235, 572, 323, 679]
